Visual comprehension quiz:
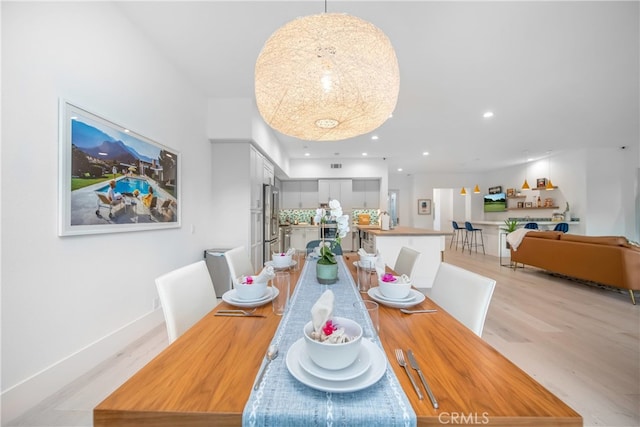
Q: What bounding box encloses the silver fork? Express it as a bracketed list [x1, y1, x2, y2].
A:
[217, 308, 257, 315]
[394, 349, 423, 400]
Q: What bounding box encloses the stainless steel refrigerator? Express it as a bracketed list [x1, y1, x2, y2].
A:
[263, 184, 280, 264]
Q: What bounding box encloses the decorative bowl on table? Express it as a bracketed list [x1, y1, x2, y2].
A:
[378, 274, 412, 300]
[272, 252, 292, 268]
[235, 278, 268, 300]
[303, 317, 363, 370]
[359, 254, 378, 265]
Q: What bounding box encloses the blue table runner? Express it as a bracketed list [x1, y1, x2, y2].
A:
[242, 257, 416, 427]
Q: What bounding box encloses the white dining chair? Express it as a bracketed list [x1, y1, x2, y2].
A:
[224, 246, 255, 286]
[393, 246, 421, 279]
[155, 260, 219, 343]
[430, 262, 496, 337]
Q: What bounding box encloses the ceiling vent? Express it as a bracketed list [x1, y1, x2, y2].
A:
[330, 163, 342, 169]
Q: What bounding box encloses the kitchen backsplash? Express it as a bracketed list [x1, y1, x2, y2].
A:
[353, 209, 380, 224]
[279, 209, 316, 224]
[279, 208, 380, 225]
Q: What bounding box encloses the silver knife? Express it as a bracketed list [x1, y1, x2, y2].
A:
[407, 349, 439, 409]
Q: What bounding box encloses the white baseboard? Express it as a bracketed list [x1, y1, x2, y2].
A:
[1, 309, 164, 425]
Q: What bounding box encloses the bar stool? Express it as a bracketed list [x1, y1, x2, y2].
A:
[524, 222, 539, 230]
[462, 221, 485, 255]
[553, 222, 569, 233]
[450, 221, 465, 250]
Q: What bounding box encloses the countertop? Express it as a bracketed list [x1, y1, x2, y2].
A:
[355, 225, 452, 236]
[460, 220, 580, 226]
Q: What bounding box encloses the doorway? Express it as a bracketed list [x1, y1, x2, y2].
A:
[388, 189, 399, 226]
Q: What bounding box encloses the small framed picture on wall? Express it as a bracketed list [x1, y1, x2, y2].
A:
[418, 199, 432, 215]
[525, 202, 533, 208]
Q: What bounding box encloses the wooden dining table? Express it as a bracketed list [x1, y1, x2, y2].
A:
[94, 255, 582, 426]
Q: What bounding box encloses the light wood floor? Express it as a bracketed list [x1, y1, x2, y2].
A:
[6, 248, 639, 427]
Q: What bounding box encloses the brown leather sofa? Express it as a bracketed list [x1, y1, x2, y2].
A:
[510, 231, 640, 304]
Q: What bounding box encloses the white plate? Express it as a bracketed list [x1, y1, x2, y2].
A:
[265, 260, 298, 269]
[221, 287, 279, 308]
[368, 287, 426, 308]
[297, 340, 371, 381]
[228, 289, 271, 304]
[286, 338, 386, 393]
[373, 290, 416, 303]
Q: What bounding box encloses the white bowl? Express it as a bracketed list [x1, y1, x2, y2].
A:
[272, 253, 292, 268]
[378, 276, 412, 299]
[235, 279, 268, 300]
[303, 316, 363, 370]
[359, 254, 378, 266]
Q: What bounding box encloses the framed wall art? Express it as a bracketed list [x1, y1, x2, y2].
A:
[536, 178, 547, 188]
[58, 100, 181, 236]
[418, 199, 432, 215]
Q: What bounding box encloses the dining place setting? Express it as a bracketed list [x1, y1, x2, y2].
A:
[351, 249, 427, 309]
[219, 264, 281, 310]
[264, 247, 300, 270]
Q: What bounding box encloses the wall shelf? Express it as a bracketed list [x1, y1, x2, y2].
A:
[507, 196, 527, 199]
[506, 206, 559, 210]
[533, 186, 558, 191]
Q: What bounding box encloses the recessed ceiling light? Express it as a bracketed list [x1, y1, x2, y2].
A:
[124, 129, 130, 133]
[422, 151, 429, 156]
[304, 152, 310, 157]
[362, 152, 368, 156]
[371, 135, 379, 140]
[483, 111, 494, 118]
[397, 168, 403, 172]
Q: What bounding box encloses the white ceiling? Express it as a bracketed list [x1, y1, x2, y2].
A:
[116, 1, 638, 176]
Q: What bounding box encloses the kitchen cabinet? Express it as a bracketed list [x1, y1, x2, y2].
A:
[212, 142, 272, 271]
[352, 179, 380, 208]
[318, 179, 352, 207]
[282, 180, 319, 209]
[263, 163, 274, 186]
[250, 146, 263, 211]
[290, 226, 319, 251]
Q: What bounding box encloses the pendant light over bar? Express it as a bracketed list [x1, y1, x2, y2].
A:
[473, 184, 481, 194]
[546, 152, 555, 190]
[460, 187, 467, 195]
[255, 9, 399, 141]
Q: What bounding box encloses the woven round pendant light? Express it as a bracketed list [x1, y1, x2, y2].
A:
[255, 13, 400, 141]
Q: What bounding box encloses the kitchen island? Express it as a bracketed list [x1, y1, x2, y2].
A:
[356, 225, 452, 289]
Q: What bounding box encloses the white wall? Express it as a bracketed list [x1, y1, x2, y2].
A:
[1, 2, 216, 422]
[206, 98, 290, 177]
